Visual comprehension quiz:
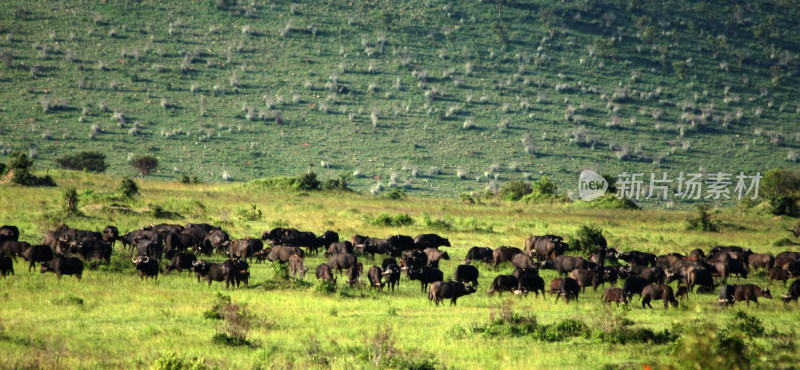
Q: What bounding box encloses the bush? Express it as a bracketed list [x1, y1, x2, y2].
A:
[249, 177, 296, 189]
[295, 172, 321, 191]
[371, 213, 415, 227]
[568, 225, 607, 257]
[55, 151, 108, 173]
[521, 177, 569, 203]
[573, 195, 639, 209]
[499, 180, 532, 201]
[211, 299, 254, 347]
[322, 175, 350, 191]
[130, 155, 159, 177]
[6, 152, 55, 187]
[236, 204, 262, 221]
[178, 174, 202, 184]
[770, 196, 800, 217]
[685, 204, 720, 232]
[761, 169, 800, 200]
[63, 188, 79, 213]
[151, 351, 206, 370]
[118, 177, 139, 198]
[422, 213, 453, 231]
[381, 188, 407, 200]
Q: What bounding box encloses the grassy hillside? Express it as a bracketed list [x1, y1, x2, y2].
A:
[1, 172, 800, 368]
[0, 0, 799, 199]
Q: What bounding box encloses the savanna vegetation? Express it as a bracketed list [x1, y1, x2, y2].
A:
[0, 171, 799, 369]
[0, 0, 798, 200]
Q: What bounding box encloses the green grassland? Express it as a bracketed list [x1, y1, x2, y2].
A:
[0, 0, 799, 199]
[1, 172, 799, 368]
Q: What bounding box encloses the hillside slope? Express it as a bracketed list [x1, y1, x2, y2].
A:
[1, 0, 799, 199]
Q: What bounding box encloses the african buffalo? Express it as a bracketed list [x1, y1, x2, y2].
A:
[465, 246, 493, 264]
[602, 287, 628, 307]
[22, 244, 54, 272]
[71, 239, 112, 263]
[525, 235, 567, 261]
[569, 269, 601, 292]
[135, 239, 162, 261]
[492, 246, 523, 267]
[133, 256, 160, 281]
[424, 248, 449, 266]
[453, 264, 479, 288]
[327, 254, 359, 275]
[0, 225, 20, 242]
[269, 245, 305, 263]
[733, 284, 772, 307]
[769, 267, 792, 286]
[228, 238, 264, 263]
[676, 285, 689, 301]
[382, 264, 401, 291]
[316, 231, 340, 253]
[718, 284, 737, 307]
[430, 281, 475, 306]
[783, 279, 799, 303]
[747, 253, 774, 271]
[40, 256, 84, 280]
[487, 274, 518, 296]
[102, 225, 120, 247]
[622, 276, 650, 300]
[617, 250, 657, 267]
[164, 252, 197, 275]
[203, 229, 230, 255]
[360, 238, 390, 259]
[381, 258, 398, 270]
[316, 264, 336, 283]
[325, 241, 354, 257]
[514, 271, 545, 298]
[555, 277, 580, 303]
[408, 266, 443, 292]
[0, 240, 29, 260]
[512, 253, 538, 271]
[546, 255, 590, 276]
[641, 284, 678, 309]
[387, 235, 416, 256]
[414, 234, 451, 249]
[549, 278, 563, 294]
[0, 256, 13, 277]
[623, 265, 665, 285]
[289, 254, 308, 279]
[347, 264, 362, 287]
[367, 265, 385, 290]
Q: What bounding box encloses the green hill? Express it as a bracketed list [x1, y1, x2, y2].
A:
[1, 0, 799, 199]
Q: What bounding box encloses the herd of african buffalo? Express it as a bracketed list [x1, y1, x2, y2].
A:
[1, 223, 799, 308]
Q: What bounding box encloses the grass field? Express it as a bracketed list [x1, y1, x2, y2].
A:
[0, 0, 799, 198]
[1, 172, 799, 368]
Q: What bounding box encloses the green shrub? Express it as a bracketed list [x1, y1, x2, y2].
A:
[381, 188, 407, 200]
[573, 195, 640, 209]
[568, 225, 607, 257]
[236, 204, 262, 221]
[118, 177, 139, 198]
[770, 196, 800, 217]
[685, 204, 720, 232]
[55, 151, 108, 173]
[761, 169, 800, 200]
[151, 351, 206, 370]
[7, 152, 55, 187]
[130, 155, 159, 177]
[422, 213, 452, 231]
[520, 177, 569, 203]
[315, 279, 337, 294]
[63, 188, 79, 213]
[249, 177, 296, 189]
[322, 175, 349, 191]
[499, 180, 532, 201]
[178, 174, 202, 184]
[295, 172, 321, 191]
[269, 260, 290, 281]
[371, 213, 415, 227]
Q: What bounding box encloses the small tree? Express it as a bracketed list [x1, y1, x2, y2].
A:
[686, 204, 720, 232]
[56, 151, 108, 173]
[295, 172, 321, 191]
[119, 177, 139, 198]
[130, 155, 158, 177]
[499, 180, 532, 201]
[63, 188, 79, 213]
[569, 225, 607, 257]
[761, 169, 800, 200]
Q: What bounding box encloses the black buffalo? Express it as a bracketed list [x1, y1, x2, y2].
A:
[164, 252, 197, 275]
[0, 225, 20, 242]
[381, 257, 398, 270]
[429, 281, 476, 306]
[414, 234, 451, 249]
[102, 225, 120, 247]
[387, 235, 416, 257]
[133, 256, 160, 281]
[783, 279, 799, 304]
[367, 265, 385, 290]
[424, 248, 449, 266]
[525, 235, 568, 261]
[555, 277, 580, 303]
[514, 271, 545, 298]
[617, 250, 657, 267]
[408, 266, 443, 292]
[227, 238, 264, 263]
[487, 274, 518, 296]
[492, 246, 523, 267]
[316, 264, 336, 283]
[382, 264, 401, 291]
[622, 276, 650, 300]
[718, 284, 737, 307]
[22, 244, 54, 272]
[40, 256, 84, 280]
[733, 284, 772, 307]
[0, 240, 29, 260]
[325, 241, 354, 257]
[71, 239, 112, 263]
[327, 254, 359, 275]
[0, 256, 13, 277]
[602, 287, 628, 307]
[546, 255, 590, 276]
[453, 264, 479, 288]
[268, 245, 305, 263]
[641, 284, 678, 309]
[465, 246, 493, 264]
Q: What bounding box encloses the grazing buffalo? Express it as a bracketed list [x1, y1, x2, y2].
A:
[40, 256, 84, 280]
[549, 278, 563, 294]
[315, 264, 336, 283]
[289, 254, 308, 279]
[487, 275, 518, 296]
[191, 259, 246, 288]
[0, 225, 20, 242]
[408, 266, 443, 292]
[102, 225, 120, 247]
[203, 229, 231, 255]
[688, 248, 706, 261]
[514, 271, 545, 298]
[0, 256, 13, 277]
[733, 284, 772, 307]
[228, 259, 250, 287]
[325, 241, 354, 257]
[602, 287, 628, 307]
[546, 255, 590, 276]
[381, 258, 398, 270]
[430, 281, 475, 306]
[617, 250, 657, 267]
[492, 246, 523, 267]
[133, 256, 160, 281]
[525, 235, 568, 261]
[769, 268, 792, 286]
[453, 264, 480, 288]
[228, 238, 264, 263]
[41, 231, 67, 255]
[387, 235, 416, 257]
[367, 265, 385, 290]
[675, 285, 689, 301]
[555, 277, 580, 303]
[316, 231, 340, 253]
[327, 254, 359, 275]
[775, 251, 800, 270]
[401, 250, 428, 275]
[268, 245, 305, 263]
[360, 238, 390, 259]
[747, 253, 774, 271]
[718, 284, 737, 307]
[622, 276, 650, 300]
[783, 279, 799, 304]
[382, 264, 401, 291]
[512, 253, 538, 271]
[347, 264, 362, 287]
[164, 252, 197, 275]
[0, 240, 29, 260]
[414, 234, 451, 249]
[623, 266, 665, 285]
[71, 239, 112, 263]
[253, 248, 271, 264]
[569, 269, 601, 292]
[465, 246, 494, 264]
[424, 248, 449, 266]
[22, 244, 54, 272]
[641, 284, 678, 309]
